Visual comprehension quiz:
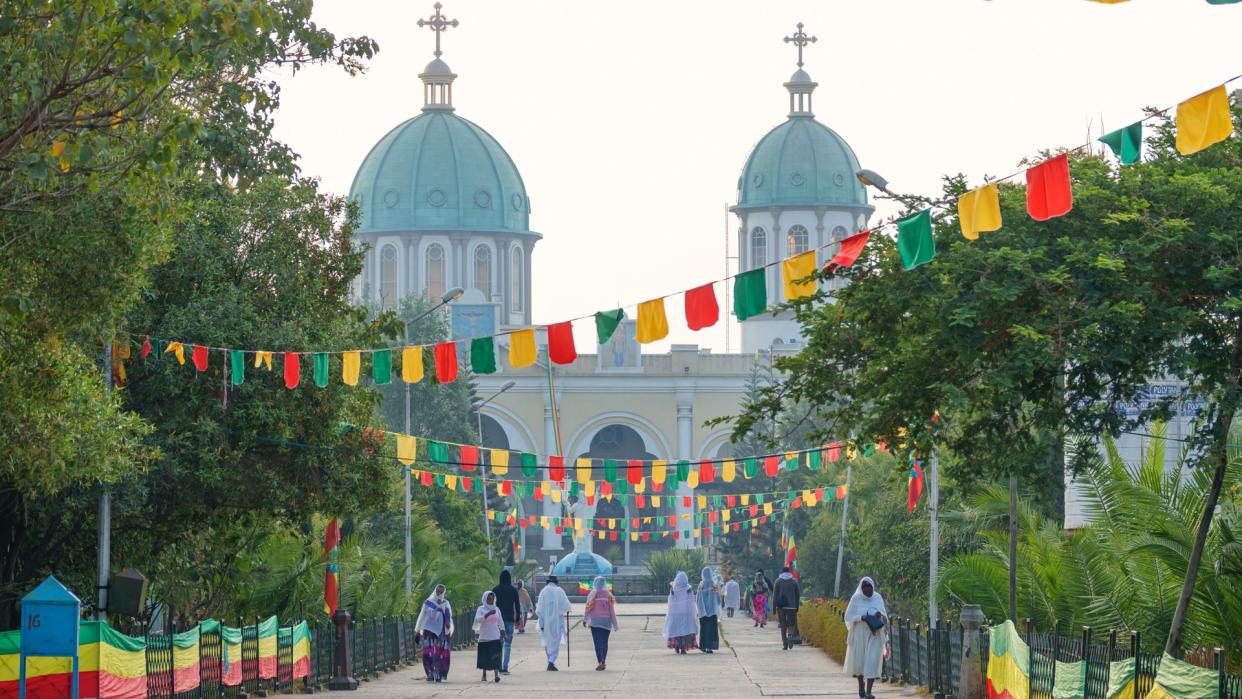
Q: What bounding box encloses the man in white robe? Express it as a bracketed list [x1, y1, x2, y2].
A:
[723, 577, 741, 618]
[843, 576, 888, 698]
[536, 575, 573, 671]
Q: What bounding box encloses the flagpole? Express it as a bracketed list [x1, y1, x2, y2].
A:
[929, 441, 940, 628]
[832, 464, 850, 598]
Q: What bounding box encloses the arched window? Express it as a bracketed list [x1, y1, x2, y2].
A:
[425, 244, 446, 300]
[379, 244, 398, 309]
[787, 224, 809, 256]
[832, 225, 849, 242]
[510, 247, 523, 313]
[473, 245, 492, 299]
[750, 227, 767, 269]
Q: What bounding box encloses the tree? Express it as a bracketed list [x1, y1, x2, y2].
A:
[732, 105, 1242, 654]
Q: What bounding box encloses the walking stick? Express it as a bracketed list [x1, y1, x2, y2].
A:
[565, 611, 570, 667]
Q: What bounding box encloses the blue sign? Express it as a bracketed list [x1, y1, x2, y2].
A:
[19, 576, 80, 699]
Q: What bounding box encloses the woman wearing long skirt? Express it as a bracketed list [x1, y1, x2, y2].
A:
[581, 576, 619, 670]
[663, 571, 699, 654]
[696, 567, 720, 653]
[515, 579, 532, 633]
[414, 584, 453, 683]
[843, 577, 888, 699]
[751, 570, 770, 628]
[474, 591, 503, 683]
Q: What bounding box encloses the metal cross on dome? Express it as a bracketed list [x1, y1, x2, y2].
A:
[783, 22, 817, 68]
[417, 2, 459, 58]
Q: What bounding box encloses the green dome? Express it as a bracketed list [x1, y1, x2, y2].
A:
[735, 117, 868, 211]
[350, 111, 535, 235]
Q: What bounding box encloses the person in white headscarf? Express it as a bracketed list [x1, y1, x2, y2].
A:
[843, 577, 888, 698]
[663, 571, 699, 654]
[414, 583, 453, 682]
[723, 576, 741, 618]
[535, 576, 572, 671]
[581, 575, 619, 671]
[696, 567, 721, 653]
[474, 591, 503, 683]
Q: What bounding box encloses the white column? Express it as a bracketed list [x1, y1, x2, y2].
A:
[675, 387, 694, 550]
[541, 402, 563, 551]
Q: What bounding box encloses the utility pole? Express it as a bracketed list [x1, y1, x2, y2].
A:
[929, 443, 940, 627]
[477, 410, 492, 561]
[403, 326, 412, 596]
[832, 463, 851, 598]
[96, 342, 112, 620]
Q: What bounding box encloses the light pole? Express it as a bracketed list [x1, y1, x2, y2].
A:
[403, 286, 463, 596]
[474, 380, 516, 561]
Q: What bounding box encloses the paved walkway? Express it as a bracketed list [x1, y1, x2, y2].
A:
[347, 603, 914, 697]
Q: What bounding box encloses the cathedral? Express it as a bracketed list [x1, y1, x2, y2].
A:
[348, 6, 871, 569]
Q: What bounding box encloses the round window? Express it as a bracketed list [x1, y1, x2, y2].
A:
[752, 173, 765, 187]
[383, 189, 399, 208]
[475, 189, 492, 209]
[427, 188, 447, 207]
[511, 193, 524, 211]
[833, 173, 846, 187]
[790, 173, 805, 187]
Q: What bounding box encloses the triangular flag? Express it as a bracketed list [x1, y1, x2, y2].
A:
[782, 250, 817, 300]
[594, 309, 625, 344]
[897, 209, 935, 270]
[509, 329, 537, 368]
[547, 321, 577, 365]
[636, 298, 669, 344]
[402, 347, 424, 383]
[1025, 154, 1073, 221]
[342, 351, 360, 385]
[733, 268, 767, 320]
[283, 352, 300, 389]
[1176, 84, 1233, 155]
[433, 342, 458, 383]
[684, 283, 719, 331]
[825, 231, 869, 273]
[957, 183, 1002, 241]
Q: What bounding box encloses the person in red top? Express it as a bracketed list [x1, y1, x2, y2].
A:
[581, 576, 620, 671]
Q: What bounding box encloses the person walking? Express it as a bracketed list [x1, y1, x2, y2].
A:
[516, 579, 533, 633]
[413, 583, 453, 683]
[492, 569, 521, 674]
[536, 575, 572, 671]
[663, 571, 699, 654]
[474, 591, 503, 683]
[696, 567, 720, 654]
[581, 575, 619, 671]
[843, 577, 888, 699]
[772, 566, 801, 650]
[750, 570, 770, 628]
[723, 576, 740, 618]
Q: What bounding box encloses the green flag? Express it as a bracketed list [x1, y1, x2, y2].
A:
[595, 309, 625, 344]
[676, 459, 690, 482]
[1099, 122, 1142, 166]
[603, 459, 617, 483]
[897, 209, 935, 270]
[229, 350, 245, 386]
[429, 440, 449, 465]
[616, 480, 628, 496]
[744, 457, 757, 479]
[733, 268, 767, 321]
[313, 352, 329, 388]
[809, 449, 822, 471]
[470, 338, 496, 374]
[785, 452, 799, 471]
[372, 349, 392, 385]
[521, 452, 538, 478]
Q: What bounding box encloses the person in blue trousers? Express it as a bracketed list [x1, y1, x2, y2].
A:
[491, 569, 521, 674]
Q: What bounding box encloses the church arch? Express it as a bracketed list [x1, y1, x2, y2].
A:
[750, 227, 768, 269]
[424, 242, 447, 299]
[379, 244, 398, 309]
[509, 245, 524, 313]
[695, 429, 738, 461]
[471, 242, 494, 300]
[476, 402, 536, 453]
[564, 412, 672, 465]
[787, 224, 809, 256]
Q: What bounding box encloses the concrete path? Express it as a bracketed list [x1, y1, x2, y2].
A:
[347, 602, 914, 697]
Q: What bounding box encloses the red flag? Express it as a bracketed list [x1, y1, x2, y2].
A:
[635, 495, 646, 509]
[642, 532, 650, 542]
[534, 486, 544, 501]
[191, 345, 209, 372]
[727, 495, 737, 507]
[283, 352, 300, 389]
[668, 515, 677, 527]
[433, 342, 458, 383]
[708, 510, 718, 523]
[672, 530, 680, 541]
[825, 230, 870, 273]
[421, 470, 433, 487]
[699, 460, 715, 483]
[683, 283, 719, 331]
[749, 505, 759, 517]
[140, 336, 152, 358]
[764, 455, 780, 477]
[1026, 154, 1073, 221]
[632, 517, 640, 528]
[500, 480, 512, 496]
[549, 455, 565, 481]
[461, 477, 473, 492]
[600, 481, 613, 497]
[609, 531, 618, 541]
[460, 445, 479, 471]
[827, 442, 842, 462]
[908, 455, 925, 514]
[682, 496, 692, 508]
[815, 487, 825, 502]
[547, 321, 577, 365]
[627, 459, 643, 485]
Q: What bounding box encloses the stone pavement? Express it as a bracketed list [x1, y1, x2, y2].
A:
[347, 602, 914, 697]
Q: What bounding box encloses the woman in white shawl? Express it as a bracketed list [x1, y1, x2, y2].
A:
[723, 577, 741, 618]
[695, 567, 721, 653]
[414, 584, 453, 682]
[843, 577, 888, 698]
[473, 591, 503, 682]
[663, 571, 699, 654]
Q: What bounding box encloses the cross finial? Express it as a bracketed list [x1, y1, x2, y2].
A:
[783, 22, 817, 69]
[417, 2, 459, 58]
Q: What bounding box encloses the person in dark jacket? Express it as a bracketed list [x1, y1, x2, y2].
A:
[772, 566, 801, 650]
[492, 569, 522, 674]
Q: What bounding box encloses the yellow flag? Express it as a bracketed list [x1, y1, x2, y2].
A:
[254, 350, 272, 370]
[692, 528, 700, 538]
[697, 495, 707, 509]
[846, 444, 858, 460]
[576, 458, 592, 484]
[722, 509, 731, 522]
[958, 182, 1002, 240]
[586, 480, 596, 497]
[509, 328, 537, 368]
[687, 471, 699, 489]
[445, 474, 457, 490]
[635, 298, 669, 344]
[487, 510, 496, 520]
[540, 516, 549, 528]
[396, 435, 417, 466]
[643, 517, 652, 524]
[342, 351, 360, 385]
[551, 488, 561, 503]
[164, 341, 185, 365]
[802, 488, 813, 503]
[652, 496, 661, 508]
[402, 347, 424, 383]
[635, 477, 646, 493]
[598, 530, 606, 540]
[651, 460, 667, 484]
[722, 460, 736, 483]
[630, 532, 639, 542]
[540, 481, 551, 494]
[491, 449, 509, 475]
[741, 494, 750, 506]
[1176, 84, 1233, 155]
[782, 250, 817, 300]
[763, 502, 773, 515]
[608, 519, 616, 530]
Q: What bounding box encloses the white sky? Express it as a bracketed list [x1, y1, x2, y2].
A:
[272, 0, 1241, 354]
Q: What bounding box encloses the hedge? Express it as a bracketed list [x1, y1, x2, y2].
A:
[798, 598, 849, 664]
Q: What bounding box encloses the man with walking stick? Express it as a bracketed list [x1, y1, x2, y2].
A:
[536, 576, 572, 671]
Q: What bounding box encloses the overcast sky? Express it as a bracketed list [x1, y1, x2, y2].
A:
[272, 0, 1240, 354]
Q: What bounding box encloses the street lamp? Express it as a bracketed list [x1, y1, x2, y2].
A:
[856, 169, 923, 209]
[474, 380, 517, 561]
[402, 285, 464, 596]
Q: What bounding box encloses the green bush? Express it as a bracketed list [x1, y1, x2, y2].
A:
[798, 598, 848, 664]
[644, 549, 707, 590]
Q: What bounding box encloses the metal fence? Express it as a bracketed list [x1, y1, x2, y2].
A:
[881, 619, 1242, 699]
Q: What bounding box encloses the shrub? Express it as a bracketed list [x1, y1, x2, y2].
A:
[644, 549, 707, 590]
[798, 598, 849, 664]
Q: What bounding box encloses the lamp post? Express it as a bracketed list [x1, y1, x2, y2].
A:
[403, 286, 463, 596]
[474, 380, 517, 561]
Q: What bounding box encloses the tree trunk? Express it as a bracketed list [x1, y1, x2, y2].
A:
[1008, 472, 1018, 622]
[1164, 403, 1235, 656]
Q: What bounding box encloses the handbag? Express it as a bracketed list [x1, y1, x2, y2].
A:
[863, 611, 885, 632]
